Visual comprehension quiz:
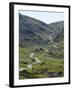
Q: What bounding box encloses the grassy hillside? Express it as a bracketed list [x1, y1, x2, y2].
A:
[19, 14, 64, 79]
[19, 14, 54, 47]
[19, 47, 64, 79]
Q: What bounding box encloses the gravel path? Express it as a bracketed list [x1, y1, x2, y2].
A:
[19, 52, 41, 71]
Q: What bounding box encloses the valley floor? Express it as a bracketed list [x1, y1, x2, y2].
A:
[19, 47, 64, 79]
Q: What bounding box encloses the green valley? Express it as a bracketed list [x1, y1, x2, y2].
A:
[19, 13, 64, 79]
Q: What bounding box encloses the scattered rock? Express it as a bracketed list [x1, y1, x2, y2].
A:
[27, 64, 33, 68]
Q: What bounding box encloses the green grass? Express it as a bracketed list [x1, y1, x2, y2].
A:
[19, 47, 64, 79]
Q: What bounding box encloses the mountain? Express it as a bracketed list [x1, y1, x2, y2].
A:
[19, 14, 54, 47]
[48, 21, 64, 42]
[47, 21, 64, 59]
[19, 13, 64, 47]
[49, 21, 64, 30]
[19, 14, 64, 79]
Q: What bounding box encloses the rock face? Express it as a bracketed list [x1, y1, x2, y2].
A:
[48, 21, 64, 42]
[19, 13, 64, 47]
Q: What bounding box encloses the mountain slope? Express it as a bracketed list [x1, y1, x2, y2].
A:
[19, 14, 54, 47]
[48, 21, 64, 42]
[47, 21, 64, 59]
[19, 14, 64, 79]
[19, 14, 64, 47]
